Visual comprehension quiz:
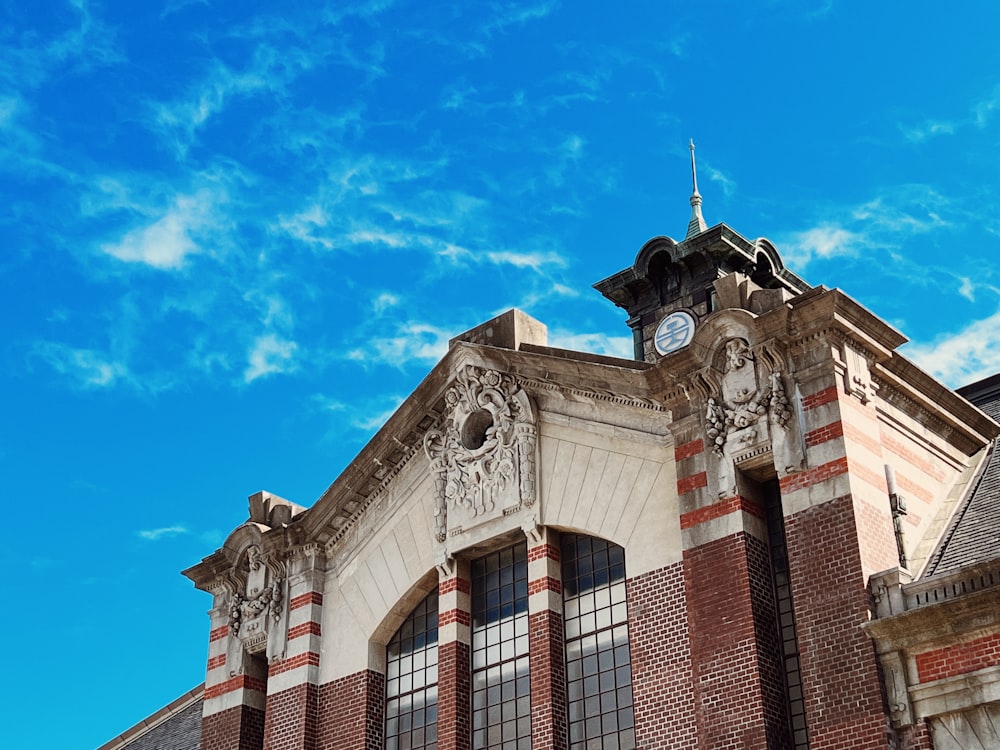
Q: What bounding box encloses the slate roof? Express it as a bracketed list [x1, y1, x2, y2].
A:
[925, 373, 1000, 576]
[98, 685, 202, 750]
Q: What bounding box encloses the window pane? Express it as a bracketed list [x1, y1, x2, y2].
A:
[472, 542, 532, 750]
[385, 591, 439, 750]
[562, 535, 636, 750]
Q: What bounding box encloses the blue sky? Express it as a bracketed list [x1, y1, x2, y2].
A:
[4, 1, 1000, 747]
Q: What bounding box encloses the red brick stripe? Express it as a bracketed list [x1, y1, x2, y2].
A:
[207, 653, 227, 670]
[269, 651, 321, 676]
[209, 625, 229, 642]
[205, 674, 266, 699]
[527, 544, 561, 563]
[439, 576, 471, 595]
[674, 438, 704, 461]
[679, 495, 764, 530]
[802, 385, 838, 410]
[289, 592, 323, 610]
[288, 621, 322, 640]
[804, 420, 844, 448]
[677, 471, 708, 495]
[528, 576, 562, 595]
[439, 608, 471, 627]
[916, 633, 1000, 683]
[779, 457, 849, 494]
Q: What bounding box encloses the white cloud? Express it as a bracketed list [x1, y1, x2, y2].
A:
[346, 321, 452, 368]
[483, 1, 559, 35]
[484, 249, 565, 270]
[100, 188, 224, 270]
[34, 342, 130, 388]
[704, 164, 736, 197]
[780, 225, 861, 269]
[905, 307, 1000, 387]
[902, 119, 958, 143]
[549, 330, 633, 359]
[245, 334, 299, 382]
[373, 292, 401, 313]
[138, 525, 190, 541]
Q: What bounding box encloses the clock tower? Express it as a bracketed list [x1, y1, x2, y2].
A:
[594, 141, 810, 362]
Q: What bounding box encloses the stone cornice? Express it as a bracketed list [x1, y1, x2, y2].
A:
[866, 558, 1000, 649]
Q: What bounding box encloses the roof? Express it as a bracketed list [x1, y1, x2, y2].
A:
[924, 374, 1000, 575]
[97, 685, 203, 750]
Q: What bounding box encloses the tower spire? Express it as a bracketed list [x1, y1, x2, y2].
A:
[685, 138, 707, 239]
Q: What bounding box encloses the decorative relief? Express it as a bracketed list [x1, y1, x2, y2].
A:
[704, 338, 792, 456]
[226, 543, 286, 658]
[424, 365, 537, 543]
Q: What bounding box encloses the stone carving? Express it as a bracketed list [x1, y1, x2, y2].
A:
[704, 338, 792, 455]
[424, 365, 537, 543]
[227, 544, 284, 655]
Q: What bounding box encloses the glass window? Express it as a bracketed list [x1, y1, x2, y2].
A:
[562, 536, 636, 750]
[386, 591, 439, 750]
[471, 543, 532, 750]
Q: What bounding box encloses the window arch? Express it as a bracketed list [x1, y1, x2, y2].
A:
[561, 535, 636, 750]
[385, 590, 439, 750]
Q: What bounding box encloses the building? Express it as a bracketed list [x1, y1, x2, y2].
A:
[100, 149, 1000, 750]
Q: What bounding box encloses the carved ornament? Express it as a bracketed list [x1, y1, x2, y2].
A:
[424, 365, 537, 543]
[704, 338, 792, 455]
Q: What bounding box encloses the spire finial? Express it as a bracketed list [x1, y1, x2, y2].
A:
[685, 138, 707, 239]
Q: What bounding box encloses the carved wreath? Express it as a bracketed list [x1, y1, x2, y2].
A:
[423, 366, 536, 542]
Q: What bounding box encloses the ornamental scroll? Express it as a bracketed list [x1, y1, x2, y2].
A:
[424, 365, 537, 543]
[704, 338, 791, 456]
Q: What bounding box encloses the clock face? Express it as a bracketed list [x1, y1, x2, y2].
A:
[654, 311, 696, 355]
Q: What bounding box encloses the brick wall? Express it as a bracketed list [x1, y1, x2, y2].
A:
[528, 609, 567, 750]
[784, 494, 889, 750]
[264, 683, 318, 750]
[683, 532, 776, 750]
[315, 670, 384, 750]
[627, 561, 697, 749]
[202, 704, 265, 750]
[437, 641, 471, 750]
[914, 632, 1000, 683]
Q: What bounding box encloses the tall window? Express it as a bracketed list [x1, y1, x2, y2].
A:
[471, 542, 532, 750]
[562, 535, 636, 750]
[386, 591, 439, 750]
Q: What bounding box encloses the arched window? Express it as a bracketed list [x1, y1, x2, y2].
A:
[562, 535, 636, 750]
[385, 591, 439, 750]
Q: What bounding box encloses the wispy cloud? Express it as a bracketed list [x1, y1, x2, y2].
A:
[905, 306, 1000, 387]
[346, 321, 452, 368]
[100, 189, 224, 269]
[33, 342, 130, 389]
[550, 330, 633, 359]
[777, 184, 955, 272]
[482, 1, 559, 36]
[314, 392, 406, 436]
[137, 525, 190, 541]
[901, 84, 1000, 142]
[245, 334, 299, 382]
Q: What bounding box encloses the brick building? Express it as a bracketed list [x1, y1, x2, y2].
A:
[100, 160, 1000, 750]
